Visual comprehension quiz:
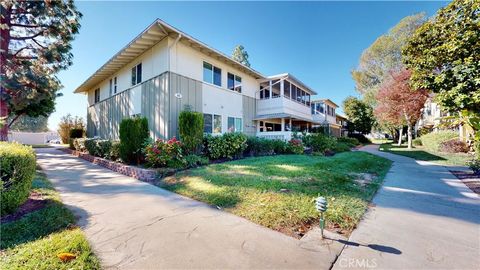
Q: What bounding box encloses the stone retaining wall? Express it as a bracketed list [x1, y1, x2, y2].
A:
[60, 148, 157, 182]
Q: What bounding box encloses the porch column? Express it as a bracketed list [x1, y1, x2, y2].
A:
[281, 118, 285, 131]
[289, 118, 292, 131]
[280, 80, 284, 97]
[269, 80, 272, 99]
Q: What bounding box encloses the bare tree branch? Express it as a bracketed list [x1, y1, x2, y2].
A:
[10, 31, 44, 40]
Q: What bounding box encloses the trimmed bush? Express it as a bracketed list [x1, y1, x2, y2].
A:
[144, 137, 185, 168]
[85, 138, 114, 159]
[73, 138, 86, 152]
[271, 139, 289, 154]
[69, 128, 84, 139]
[179, 110, 204, 154]
[0, 142, 36, 216]
[304, 133, 337, 153]
[412, 137, 422, 146]
[204, 132, 247, 160]
[119, 117, 149, 164]
[467, 159, 480, 175]
[420, 130, 458, 152]
[439, 139, 469, 153]
[110, 141, 120, 161]
[337, 137, 360, 147]
[287, 139, 304, 154]
[332, 142, 351, 153]
[348, 133, 371, 144]
[185, 154, 209, 168]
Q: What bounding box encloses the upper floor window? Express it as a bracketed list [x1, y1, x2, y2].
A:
[227, 73, 242, 93]
[203, 62, 221, 87]
[114, 77, 118, 94]
[109, 79, 113, 96]
[131, 63, 142, 86]
[94, 88, 100, 103]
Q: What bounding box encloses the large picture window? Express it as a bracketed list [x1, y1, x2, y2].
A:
[203, 114, 213, 133]
[204, 114, 222, 134]
[131, 63, 142, 85]
[227, 73, 242, 93]
[203, 62, 222, 87]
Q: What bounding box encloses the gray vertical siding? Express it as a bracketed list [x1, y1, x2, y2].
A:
[87, 90, 131, 139]
[242, 95, 257, 136]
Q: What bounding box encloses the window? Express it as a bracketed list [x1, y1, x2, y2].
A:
[114, 77, 117, 94]
[214, 115, 222, 133]
[94, 88, 100, 103]
[228, 117, 242, 132]
[284, 81, 291, 98]
[204, 114, 222, 134]
[203, 62, 221, 87]
[131, 63, 142, 85]
[227, 73, 242, 93]
[109, 79, 113, 96]
[203, 114, 213, 133]
[291, 84, 297, 100]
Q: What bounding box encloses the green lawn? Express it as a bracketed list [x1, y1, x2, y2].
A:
[160, 152, 392, 237]
[0, 170, 100, 269]
[379, 143, 473, 166]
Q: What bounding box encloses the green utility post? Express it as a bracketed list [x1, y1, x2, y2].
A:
[315, 197, 328, 239]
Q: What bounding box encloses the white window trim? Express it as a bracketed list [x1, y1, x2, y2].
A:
[203, 61, 222, 87]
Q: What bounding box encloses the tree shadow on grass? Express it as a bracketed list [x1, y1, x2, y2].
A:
[382, 144, 447, 162]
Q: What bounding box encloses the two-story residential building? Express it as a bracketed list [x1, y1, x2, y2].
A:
[74, 19, 326, 141]
[310, 99, 343, 137]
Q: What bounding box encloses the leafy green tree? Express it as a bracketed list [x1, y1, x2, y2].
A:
[403, 0, 479, 116]
[9, 115, 48, 132]
[232, 45, 250, 67]
[351, 13, 426, 106]
[342, 96, 375, 134]
[0, 0, 82, 140]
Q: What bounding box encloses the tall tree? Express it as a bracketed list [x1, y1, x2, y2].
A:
[375, 69, 428, 149]
[351, 13, 426, 106]
[10, 115, 48, 132]
[403, 0, 479, 128]
[232, 45, 250, 67]
[0, 0, 82, 140]
[342, 96, 375, 134]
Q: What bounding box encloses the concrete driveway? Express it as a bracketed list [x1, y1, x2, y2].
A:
[333, 145, 480, 270]
[36, 148, 344, 269]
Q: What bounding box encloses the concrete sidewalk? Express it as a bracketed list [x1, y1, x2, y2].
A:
[36, 148, 344, 269]
[333, 145, 480, 270]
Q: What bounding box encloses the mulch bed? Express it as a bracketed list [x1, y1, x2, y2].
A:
[450, 170, 480, 195]
[0, 191, 48, 224]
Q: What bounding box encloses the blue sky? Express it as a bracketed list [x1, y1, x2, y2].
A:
[50, 1, 447, 130]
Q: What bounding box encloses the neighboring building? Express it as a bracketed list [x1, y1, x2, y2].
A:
[336, 114, 349, 137]
[74, 19, 332, 141]
[310, 99, 343, 137]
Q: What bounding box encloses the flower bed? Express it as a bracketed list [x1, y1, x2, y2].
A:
[60, 148, 158, 182]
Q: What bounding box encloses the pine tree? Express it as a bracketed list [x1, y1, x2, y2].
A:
[232, 45, 250, 67]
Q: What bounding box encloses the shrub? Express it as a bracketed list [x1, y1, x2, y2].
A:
[57, 114, 85, 144]
[73, 138, 86, 152]
[119, 117, 149, 164]
[467, 159, 480, 175]
[337, 137, 360, 147]
[85, 139, 114, 159]
[332, 142, 351, 153]
[204, 132, 247, 160]
[418, 127, 432, 137]
[271, 139, 289, 154]
[144, 137, 185, 168]
[0, 142, 36, 216]
[179, 110, 204, 154]
[110, 141, 120, 161]
[69, 128, 84, 139]
[412, 137, 422, 146]
[245, 137, 273, 156]
[185, 154, 209, 168]
[287, 139, 304, 154]
[439, 139, 469, 153]
[307, 133, 337, 153]
[348, 133, 371, 144]
[420, 130, 458, 152]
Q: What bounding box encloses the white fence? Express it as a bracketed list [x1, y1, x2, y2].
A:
[8, 131, 59, 145]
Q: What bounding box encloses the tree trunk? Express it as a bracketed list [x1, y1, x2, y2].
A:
[0, 98, 8, 141]
[407, 123, 413, 149]
[397, 128, 403, 146]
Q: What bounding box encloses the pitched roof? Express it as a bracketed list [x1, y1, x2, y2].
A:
[74, 19, 265, 93]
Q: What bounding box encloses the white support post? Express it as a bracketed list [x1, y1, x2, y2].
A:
[280, 80, 284, 97]
[269, 80, 272, 99]
[289, 118, 292, 131]
[281, 118, 285, 131]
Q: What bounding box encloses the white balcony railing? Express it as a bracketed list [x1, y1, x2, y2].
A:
[257, 96, 312, 120]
